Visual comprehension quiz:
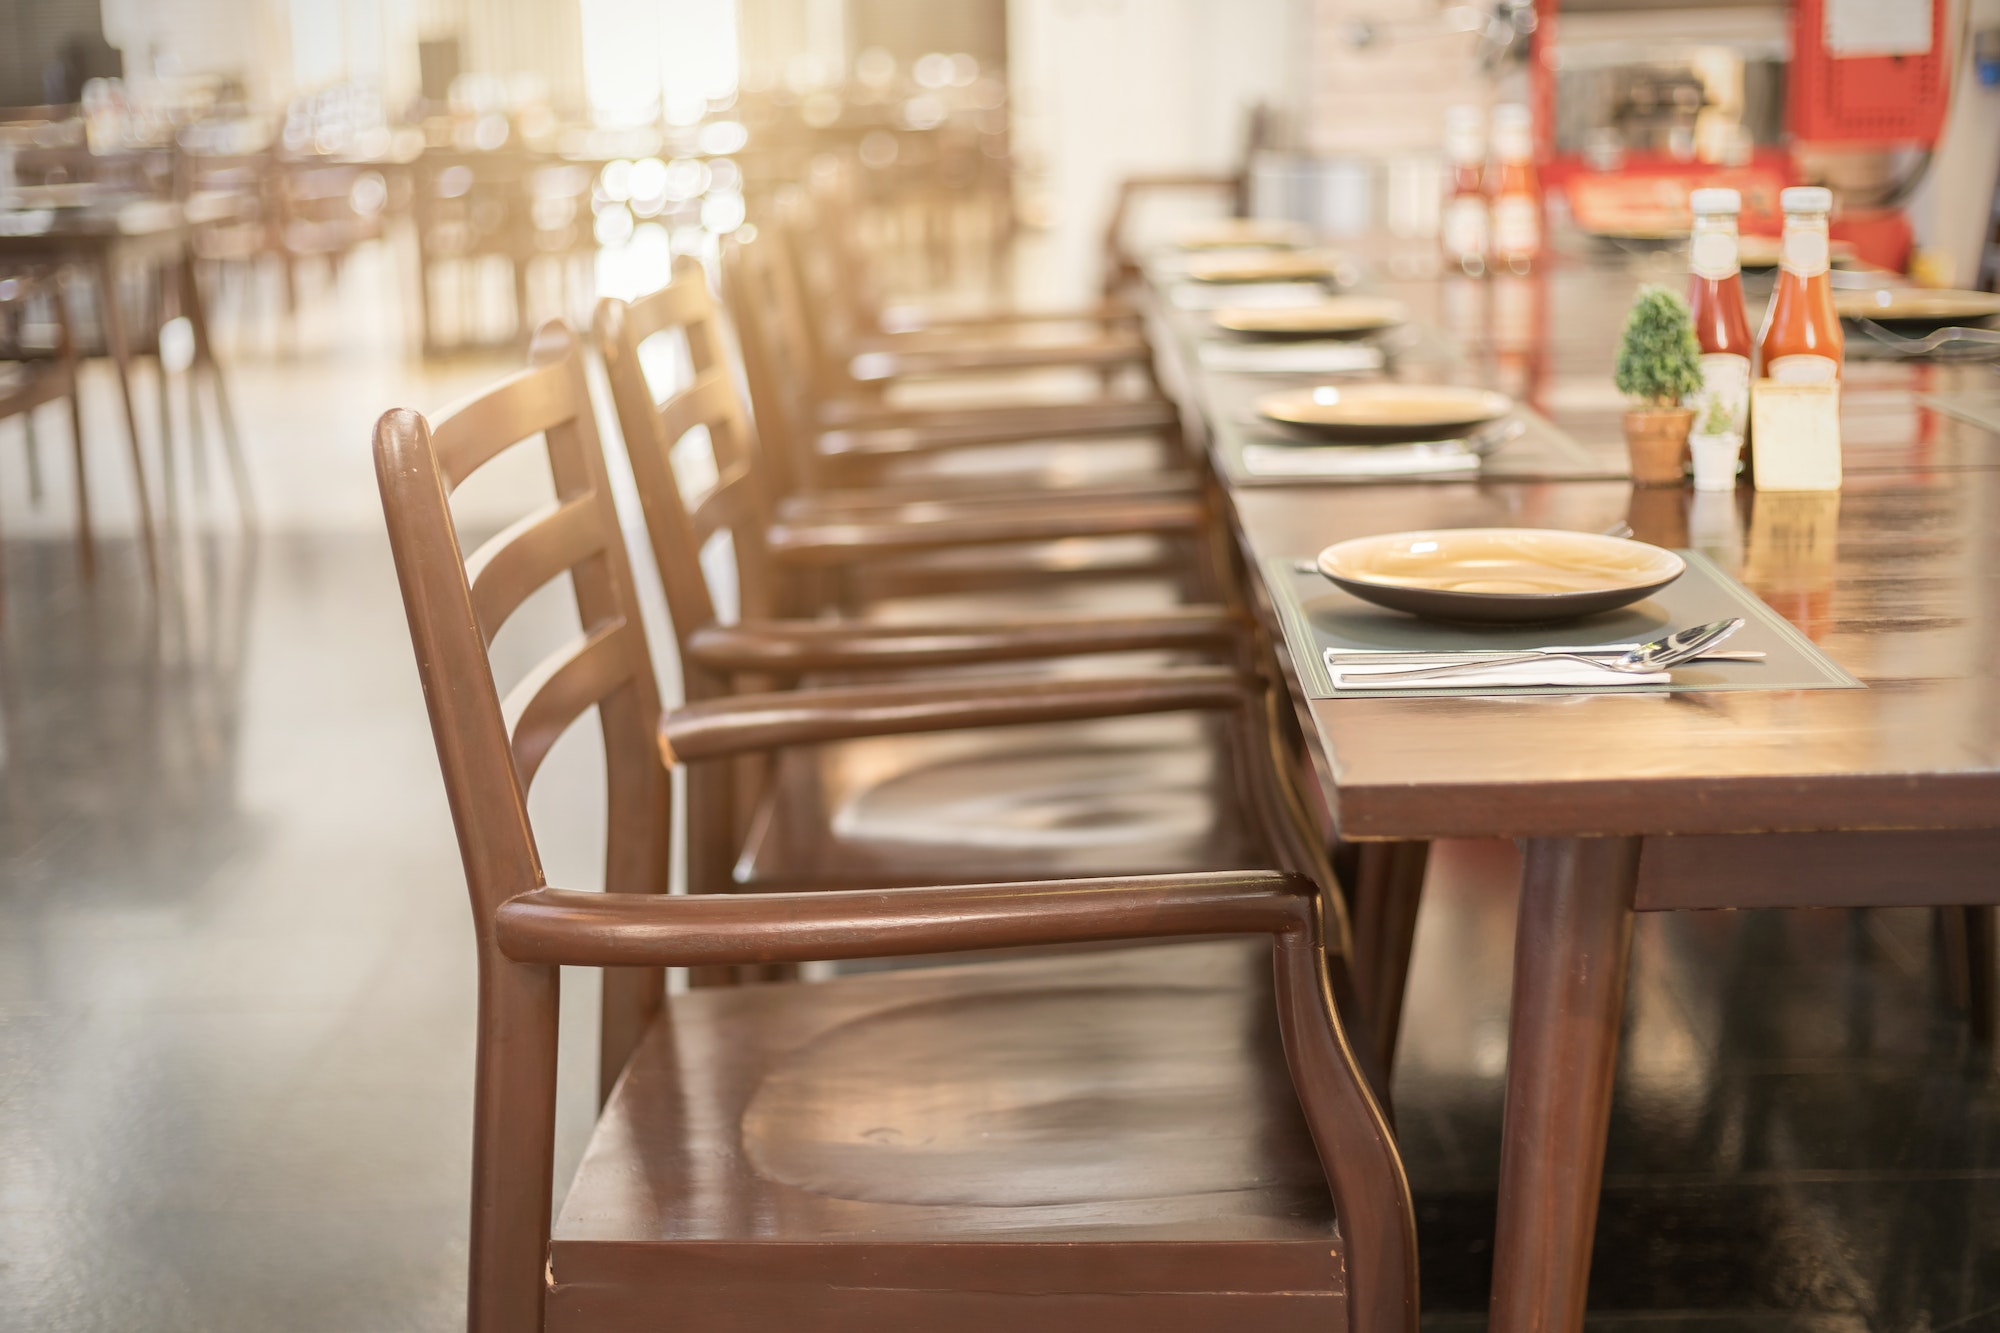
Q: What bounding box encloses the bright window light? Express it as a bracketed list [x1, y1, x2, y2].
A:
[581, 0, 739, 128]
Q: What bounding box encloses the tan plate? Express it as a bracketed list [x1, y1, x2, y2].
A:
[1833, 288, 2000, 329]
[1185, 250, 1344, 284]
[1316, 528, 1687, 624]
[1175, 219, 1308, 250]
[1257, 383, 1512, 444]
[1215, 297, 1408, 340]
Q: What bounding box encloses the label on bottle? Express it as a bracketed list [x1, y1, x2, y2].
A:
[1491, 195, 1539, 259]
[1442, 196, 1487, 264]
[1697, 351, 1751, 431]
[1690, 231, 1739, 280]
[1780, 227, 1829, 277]
[1767, 353, 1839, 383]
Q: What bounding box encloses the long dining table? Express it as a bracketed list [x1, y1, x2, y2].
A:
[1142, 233, 2000, 1333]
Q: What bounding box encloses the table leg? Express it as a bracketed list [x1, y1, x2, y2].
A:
[1489, 835, 1641, 1333]
[1348, 839, 1431, 1070]
[93, 252, 160, 583]
[177, 247, 254, 524]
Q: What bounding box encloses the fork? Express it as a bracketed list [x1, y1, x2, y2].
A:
[1848, 319, 2000, 358]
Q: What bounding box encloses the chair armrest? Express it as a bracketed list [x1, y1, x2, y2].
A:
[494, 870, 1314, 968]
[685, 608, 1246, 673]
[877, 304, 1141, 335]
[767, 495, 1204, 565]
[1117, 172, 1242, 193]
[849, 337, 1150, 383]
[818, 396, 1176, 439]
[658, 665, 1254, 762]
[776, 473, 1198, 520]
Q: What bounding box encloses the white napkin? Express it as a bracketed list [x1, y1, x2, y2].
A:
[1325, 649, 1668, 691]
[1242, 442, 1481, 479]
[1199, 341, 1384, 374]
[1169, 282, 1327, 311]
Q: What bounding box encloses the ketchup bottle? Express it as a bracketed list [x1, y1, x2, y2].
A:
[1686, 187, 1751, 433]
[1757, 186, 1844, 382]
[1487, 104, 1540, 273]
[1441, 105, 1487, 276]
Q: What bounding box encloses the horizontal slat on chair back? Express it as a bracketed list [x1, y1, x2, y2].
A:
[464, 494, 602, 647]
[622, 266, 722, 346]
[505, 619, 649, 788]
[430, 356, 576, 492]
[688, 467, 755, 547]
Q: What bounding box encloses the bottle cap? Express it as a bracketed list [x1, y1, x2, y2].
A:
[1689, 188, 1740, 216]
[1491, 103, 1531, 130]
[1780, 185, 1833, 214]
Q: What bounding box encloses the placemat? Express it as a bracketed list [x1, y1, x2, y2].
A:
[1919, 391, 2000, 437]
[1216, 405, 1618, 487]
[1263, 550, 1862, 699]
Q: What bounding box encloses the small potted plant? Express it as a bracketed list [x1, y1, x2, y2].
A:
[1688, 391, 1743, 491]
[1613, 285, 1704, 486]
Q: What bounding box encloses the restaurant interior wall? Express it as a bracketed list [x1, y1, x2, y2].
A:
[1007, 0, 1305, 301]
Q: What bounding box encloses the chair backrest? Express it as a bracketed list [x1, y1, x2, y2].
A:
[717, 215, 828, 495]
[593, 257, 781, 695]
[373, 321, 670, 1103]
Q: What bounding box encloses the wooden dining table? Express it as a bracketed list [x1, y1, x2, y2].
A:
[0, 191, 253, 571]
[1143, 235, 2000, 1333]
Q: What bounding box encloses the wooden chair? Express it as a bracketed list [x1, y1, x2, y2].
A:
[1100, 103, 1274, 305]
[0, 269, 104, 579]
[374, 323, 1417, 1333]
[720, 219, 1192, 505]
[594, 267, 1309, 911]
[788, 166, 1162, 400]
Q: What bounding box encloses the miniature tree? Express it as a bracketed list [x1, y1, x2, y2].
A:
[1698, 390, 1734, 436]
[1613, 286, 1704, 408]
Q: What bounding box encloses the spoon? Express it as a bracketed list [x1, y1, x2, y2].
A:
[1347, 617, 1745, 682]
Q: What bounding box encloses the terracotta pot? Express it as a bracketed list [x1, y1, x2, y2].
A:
[1622, 406, 1694, 487]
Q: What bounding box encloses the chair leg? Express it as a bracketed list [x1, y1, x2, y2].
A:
[22, 411, 42, 503]
[156, 358, 181, 534]
[1943, 905, 1996, 1045]
[93, 252, 162, 584]
[177, 250, 254, 526]
[67, 384, 93, 580]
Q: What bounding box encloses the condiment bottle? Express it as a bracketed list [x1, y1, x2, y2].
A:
[1756, 186, 1844, 382]
[1685, 187, 1751, 434]
[1441, 105, 1487, 276]
[1487, 103, 1540, 273]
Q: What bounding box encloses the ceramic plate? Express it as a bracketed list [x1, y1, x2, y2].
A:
[1214, 297, 1408, 340]
[1175, 219, 1308, 250]
[1257, 384, 1512, 443]
[1185, 251, 1344, 284]
[1315, 528, 1687, 624]
[1834, 288, 2000, 332]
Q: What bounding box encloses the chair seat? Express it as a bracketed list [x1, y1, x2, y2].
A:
[548, 939, 1345, 1332]
[735, 711, 1265, 890]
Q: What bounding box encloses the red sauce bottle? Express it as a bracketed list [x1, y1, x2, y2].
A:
[1685, 187, 1751, 433]
[1486, 104, 1540, 273]
[1441, 105, 1487, 276]
[1757, 186, 1844, 382]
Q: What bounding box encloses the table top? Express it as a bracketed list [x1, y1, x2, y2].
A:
[0, 195, 188, 255]
[1147, 239, 2000, 843]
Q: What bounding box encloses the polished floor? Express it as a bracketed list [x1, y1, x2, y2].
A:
[4, 533, 1999, 1331]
